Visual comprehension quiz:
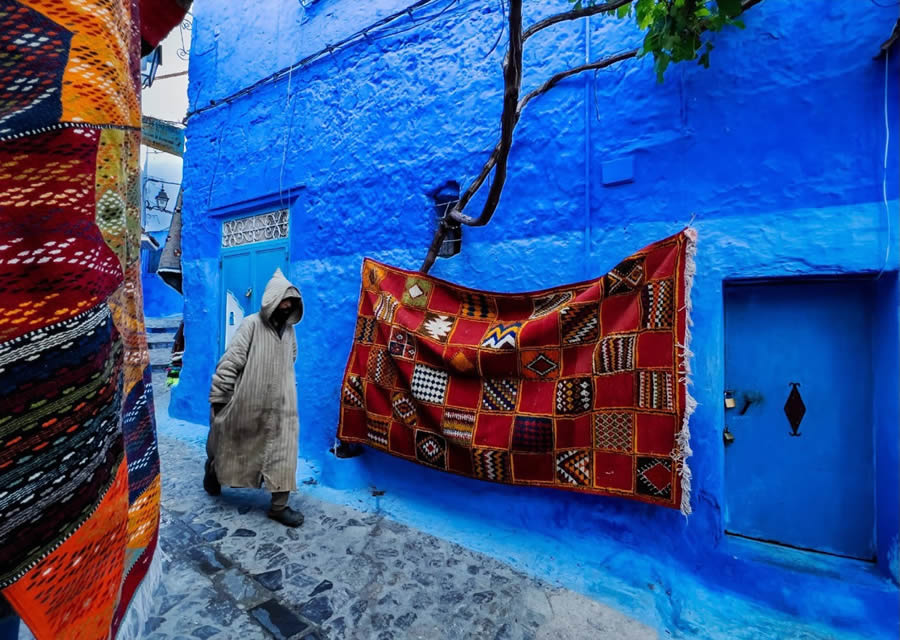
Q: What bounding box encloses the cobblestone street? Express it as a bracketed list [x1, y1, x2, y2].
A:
[99, 376, 655, 640]
[138, 432, 655, 640]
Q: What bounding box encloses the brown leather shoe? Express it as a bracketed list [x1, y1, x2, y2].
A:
[267, 506, 304, 527]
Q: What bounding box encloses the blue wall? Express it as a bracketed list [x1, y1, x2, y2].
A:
[174, 1, 900, 636]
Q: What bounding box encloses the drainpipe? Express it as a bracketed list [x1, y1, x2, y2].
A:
[583, 15, 592, 277]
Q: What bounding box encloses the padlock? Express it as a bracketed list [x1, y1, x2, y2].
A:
[724, 390, 736, 409]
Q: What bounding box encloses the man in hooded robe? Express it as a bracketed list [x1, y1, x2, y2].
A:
[205, 269, 304, 527]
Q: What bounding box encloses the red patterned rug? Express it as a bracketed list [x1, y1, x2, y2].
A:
[338, 230, 696, 514]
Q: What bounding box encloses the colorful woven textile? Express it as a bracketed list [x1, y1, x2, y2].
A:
[0, 1, 186, 638]
[338, 231, 696, 513]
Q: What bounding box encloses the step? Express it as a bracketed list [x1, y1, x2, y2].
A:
[145, 315, 182, 331]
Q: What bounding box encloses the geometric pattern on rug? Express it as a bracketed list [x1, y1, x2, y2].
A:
[411, 363, 449, 405]
[638, 371, 673, 411]
[338, 230, 695, 513]
[560, 304, 600, 344]
[641, 279, 674, 329]
[512, 416, 554, 452]
[594, 334, 636, 375]
[555, 377, 593, 415]
[593, 412, 633, 452]
[482, 378, 518, 412]
[473, 449, 510, 482]
[604, 257, 644, 296]
[416, 430, 446, 468]
[636, 457, 672, 499]
[556, 450, 591, 486]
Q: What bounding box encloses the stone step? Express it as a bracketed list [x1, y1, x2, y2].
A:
[145, 315, 183, 331]
[150, 349, 173, 367]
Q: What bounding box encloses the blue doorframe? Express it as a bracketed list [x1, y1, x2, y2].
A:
[212, 192, 298, 356]
[723, 277, 879, 561]
[219, 238, 289, 354]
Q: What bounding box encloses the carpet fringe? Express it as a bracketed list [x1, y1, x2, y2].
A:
[674, 227, 697, 517]
[113, 542, 165, 640]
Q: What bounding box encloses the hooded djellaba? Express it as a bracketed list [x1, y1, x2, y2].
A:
[205, 268, 305, 527]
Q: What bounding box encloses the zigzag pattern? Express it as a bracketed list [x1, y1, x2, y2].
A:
[474, 449, 509, 481]
[481, 323, 522, 349]
[556, 450, 591, 486]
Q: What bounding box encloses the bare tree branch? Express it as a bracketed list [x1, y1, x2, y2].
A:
[420, 0, 524, 272]
[518, 49, 639, 111]
[523, 0, 634, 42]
[419, 0, 764, 273]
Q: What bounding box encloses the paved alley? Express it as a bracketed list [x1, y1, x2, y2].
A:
[69, 374, 652, 640]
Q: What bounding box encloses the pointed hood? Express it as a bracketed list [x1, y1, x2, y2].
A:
[260, 268, 303, 327]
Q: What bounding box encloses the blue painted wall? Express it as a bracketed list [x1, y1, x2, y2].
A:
[141, 229, 183, 318]
[173, 1, 900, 636]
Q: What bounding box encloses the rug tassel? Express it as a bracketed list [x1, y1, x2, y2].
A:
[113, 542, 165, 640]
[675, 227, 698, 517]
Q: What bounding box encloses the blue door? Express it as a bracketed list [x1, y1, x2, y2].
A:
[724, 280, 875, 560]
[220, 241, 288, 353]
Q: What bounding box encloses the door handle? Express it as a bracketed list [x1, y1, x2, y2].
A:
[784, 382, 805, 437]
[737, 391, 763, 415]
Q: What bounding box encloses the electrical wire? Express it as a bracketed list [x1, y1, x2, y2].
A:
[877, 47, 892, 278]
[186, 0, 458, 119]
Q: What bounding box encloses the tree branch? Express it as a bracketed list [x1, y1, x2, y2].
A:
[419, 0, 764, 273]
[518, 49, 638, 112]
[523, 0, 634, 42]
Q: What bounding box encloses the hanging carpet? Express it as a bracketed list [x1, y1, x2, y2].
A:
[338, 230, 696, 514]
[0, 1, 188, 638]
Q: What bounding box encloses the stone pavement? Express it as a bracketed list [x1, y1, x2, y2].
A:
[140, 434, 656, 640]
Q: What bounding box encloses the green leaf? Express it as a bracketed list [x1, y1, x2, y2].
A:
[573, 0, 583, 10]
[716, 0, 743, 19]
[616, 4, 631, 18]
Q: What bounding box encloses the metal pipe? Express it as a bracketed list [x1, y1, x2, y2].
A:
[583, 14, 592, 276]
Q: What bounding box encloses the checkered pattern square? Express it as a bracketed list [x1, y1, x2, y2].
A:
[512, 416, 554, 453]
[411, 363, 449, 405]
[481, 378, 518, 412]
[593, 412, 633, 452]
